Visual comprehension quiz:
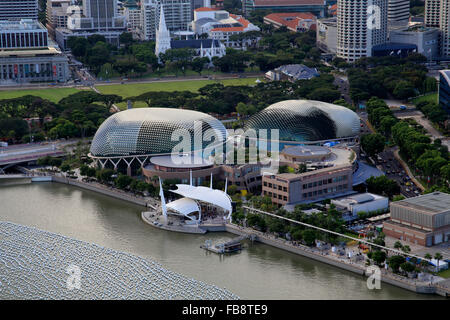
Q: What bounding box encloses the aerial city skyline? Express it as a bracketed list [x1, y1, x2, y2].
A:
[0, 0, 449, 307]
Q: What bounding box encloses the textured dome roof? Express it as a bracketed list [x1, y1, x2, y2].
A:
[244, 100, 360, 142]
[90, 108, 227, 157]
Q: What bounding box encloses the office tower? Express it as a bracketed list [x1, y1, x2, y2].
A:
[388, 0, 410, 26]
[0, 0, 38, 20]
[337, 0, 388, 62]
[140, 0, 191, 40]
[425, 0, 441, 27]
[46, 0, 72, 37]
[441, 0, 450, 57]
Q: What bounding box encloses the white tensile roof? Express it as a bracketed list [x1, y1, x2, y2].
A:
[170, 185, 232, 214]
[166, 198, 200, 216]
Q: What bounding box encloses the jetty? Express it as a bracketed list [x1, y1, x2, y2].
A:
[201, 235, 255, 254]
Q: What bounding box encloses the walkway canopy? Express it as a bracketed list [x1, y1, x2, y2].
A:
[170, 184, 233, 216]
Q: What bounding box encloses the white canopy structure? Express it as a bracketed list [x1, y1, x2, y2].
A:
[170, 184, 233, 220]
[166, 198, 201, 223]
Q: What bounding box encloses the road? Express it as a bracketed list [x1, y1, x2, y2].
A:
[376, 149, 421, 198]
[0, 139, 79, 167]
[358, 111, 421, 198]
[333, 74, 352, 105]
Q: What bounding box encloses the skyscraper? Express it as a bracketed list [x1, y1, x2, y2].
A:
[0, 0, 38, 21]
[337, 0, 388, 62]
[425, 0, 441, 27]
[140, 0, 191, 40]
[388, 0, 410, 26]
[441, 0, 450, 57]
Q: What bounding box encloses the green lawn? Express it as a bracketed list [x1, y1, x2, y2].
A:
[0, 87, 85, 103]
[437, 268, 450, 279]
[412, 92, 438, 105]
[0, 77, 262, 108]
[95, 77, 262, 110]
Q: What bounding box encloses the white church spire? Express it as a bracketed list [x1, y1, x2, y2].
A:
[155, 4, 171, 58]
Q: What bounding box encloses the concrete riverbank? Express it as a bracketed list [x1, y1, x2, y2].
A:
[51, 176, 156, 208]
[224, 224, 449, 297]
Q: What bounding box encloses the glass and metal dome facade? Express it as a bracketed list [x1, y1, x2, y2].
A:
[244, 100, 360, 142]
[90, 108, 227, 158]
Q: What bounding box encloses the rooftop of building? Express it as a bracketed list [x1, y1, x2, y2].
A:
[333, 193, 387, 206]
[391, 192, 450, 214]
[264, 12, 316, 30]
[0, 46, 62, 57]
[253, 0, 325, 6]
[149, 154, 213, 169]
[0, 19, 46, 31]
[318, 16, 337, 26]
[170, 39, 223, 49]
[265, 163, 352, 182]
[274, 64, 319, 80]
[281, 145, 330, 158]
[194, 7, 218, 12]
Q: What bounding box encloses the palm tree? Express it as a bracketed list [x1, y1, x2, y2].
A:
[394, 240, 403, 250]
[401, 245, 411, 255]
[434, 252, 443, 272]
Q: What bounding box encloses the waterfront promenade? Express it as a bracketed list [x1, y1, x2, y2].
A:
[224, 224, 449, 297]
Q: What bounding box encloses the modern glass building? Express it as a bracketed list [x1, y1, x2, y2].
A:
[244, 100, 360, 144]
[439, 70, 450, 115]
[89, 108, 227, 174]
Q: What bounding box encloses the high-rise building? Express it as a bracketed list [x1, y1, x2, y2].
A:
[441, 0, 450, 57]
[425, 0, 440, 27]
[439, 70, 450, 114]
[54, 0, 126, 49]
[82, 0, 122, 29]
[336, 0, 388, 62]
[46, 0, 72, 37]
[0, 0, 38, 21]
[140, 0, 191, 40]
[388, 0, 410, 26]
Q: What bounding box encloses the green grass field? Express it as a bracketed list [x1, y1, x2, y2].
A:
[436, 268, 450, 279]
[0, 77, 262, 108]
[412, 92, 438, 105]
[95, 78, 260, 97]
[95, 77, 261, 109]
[0, 87, 84, 103]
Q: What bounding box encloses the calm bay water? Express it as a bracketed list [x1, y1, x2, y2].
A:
[0, 182, 440, 299]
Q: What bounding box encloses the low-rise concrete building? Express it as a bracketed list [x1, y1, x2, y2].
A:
[265, 64, 319, 82]
[332, 193, 389, 216]
[263, 12, 317, 32]
[0, 19, 70, 84]
[262, 164, 354, 206]
[383, 192, 450, 247]
[388, 25, 440, 59]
